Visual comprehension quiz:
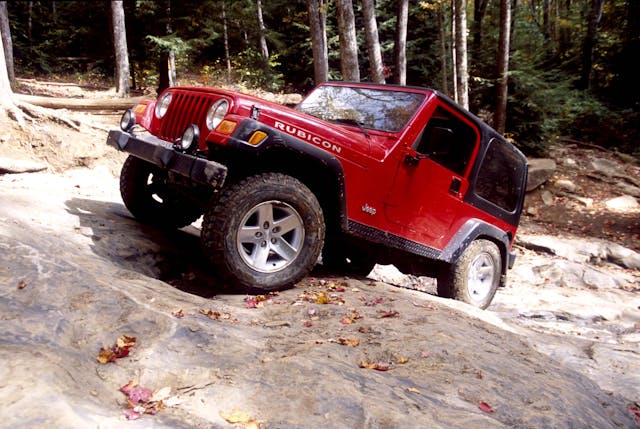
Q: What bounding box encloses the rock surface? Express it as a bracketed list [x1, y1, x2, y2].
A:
[1, 167, 638, 429]
[525, 158, 556, 191]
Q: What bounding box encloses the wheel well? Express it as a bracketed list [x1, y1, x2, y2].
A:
[225, 147, 345, 233]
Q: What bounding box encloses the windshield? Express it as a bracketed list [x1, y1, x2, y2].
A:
[296, 85, 425, 133]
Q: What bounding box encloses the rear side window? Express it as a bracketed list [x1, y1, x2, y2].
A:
[475, 138, 526, 212]
[414, 107, 477, 176]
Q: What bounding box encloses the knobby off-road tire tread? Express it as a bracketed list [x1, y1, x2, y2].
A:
[120, 155, 201, 229]
[437, 239, 501, 309]
[201, 172, 325, 291]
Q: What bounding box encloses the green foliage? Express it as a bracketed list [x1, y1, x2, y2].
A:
[3, 0, 637, 156]
[200, 49, 283, 91]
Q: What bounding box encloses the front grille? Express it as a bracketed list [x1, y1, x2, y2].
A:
[158, 90, 215, 142]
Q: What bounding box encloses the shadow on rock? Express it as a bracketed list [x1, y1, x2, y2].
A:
[65, 197, 249, 298]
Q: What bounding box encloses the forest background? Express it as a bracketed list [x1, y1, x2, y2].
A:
[0, 0, 638, 158]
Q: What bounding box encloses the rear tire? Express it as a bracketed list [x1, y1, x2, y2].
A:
[201, 173, 325, 291]
[120, 155, 202, 228]
[437, 239, 501, 309]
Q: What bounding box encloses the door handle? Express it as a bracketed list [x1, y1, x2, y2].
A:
[449, 177, 462, 195]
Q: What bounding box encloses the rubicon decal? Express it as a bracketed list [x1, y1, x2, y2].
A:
[274, 121, 342, 154]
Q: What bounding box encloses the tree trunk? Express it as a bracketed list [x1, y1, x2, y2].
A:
[0, 24, 24, 125]
[451, 0, 458, 102]
[256, 0, 269, 61]
[0, 1, 15, 89]
[393, 0, 408, 85]
[361, 0, 384, 83]
[0, 22, 11, 102]
[558, 0, 571, 57]
[222, 2, 232, 83]
[111, 0, 130, 97]
[166, 0, 176, 86]
[336, 0, 360, 81]
[454, 0, 469, 109]
[493, 0, 512, 134]
[470, 0, 488, 72]
[307, 0, 328, 84]
[579, 0, 604, 90]
[438, 3, 448, 94]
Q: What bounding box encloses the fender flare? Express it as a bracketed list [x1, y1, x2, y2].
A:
[440, 219, 511, 279]
[223, 119, 349, 228]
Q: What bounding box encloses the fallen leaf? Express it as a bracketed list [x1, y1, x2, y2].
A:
[479, 401, 495, 413]
[172, 309, 184, 318]
[116, 335, 137, 349]
[120, 382, 153, 403]
[629, 404, 640, 425]
[364, 297, 385, 306]
[407, 387, 421, 394]
[97, 335, 137, 363]
[17, 280, 27, 289]
[245, 295, 267, 308]
[359, 359, 391, 371]
[396, 356, 409, 364]
[316, 292, 329, 304]
[303, 320, 313, 327]
[378, 310, 399, 318]
[339, 316, 354, 325]
[220, 408, 261, 427]
[199, 309, 231, 320]
[124, 408, 142, 420]
[359, 360, 376, 369]
[338, 337, 360, 347]
[96, 348, 116, 364]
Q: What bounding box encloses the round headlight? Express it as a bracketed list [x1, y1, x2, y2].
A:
[155, 92, 173, 119]
[120, 109, 136, 131]
[206, 99, 229, 130]
[177, 124, 200, 152]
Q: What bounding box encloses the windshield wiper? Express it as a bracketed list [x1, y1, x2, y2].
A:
[329, 118, 370, 138]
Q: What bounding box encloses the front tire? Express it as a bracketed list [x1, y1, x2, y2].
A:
[201, 173, 325, 291]
[120, 155, 202, 228]
[437, 239, 501, 309]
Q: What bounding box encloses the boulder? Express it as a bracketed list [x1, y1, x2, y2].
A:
[526, 158, 556, 191]
[0, 157, 48, 174]
[605, 195, 639, 211]
[589, 158, 619, 176]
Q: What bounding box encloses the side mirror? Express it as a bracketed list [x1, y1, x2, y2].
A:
[404, 153, 425, 166]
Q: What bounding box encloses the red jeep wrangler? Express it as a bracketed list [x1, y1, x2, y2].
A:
[107, 82, 528, 309]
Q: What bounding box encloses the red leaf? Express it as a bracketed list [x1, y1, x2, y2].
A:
[124, 409, 142, 420]
[479, 401, 495, 413]
[113, 346, 131, 359]
[126, 385, 153, 404]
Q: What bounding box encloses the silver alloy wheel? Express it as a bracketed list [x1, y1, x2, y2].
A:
[236, 200, 305, 273]
[466, 252, 496, 304]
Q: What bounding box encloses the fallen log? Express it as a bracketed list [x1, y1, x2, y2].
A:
[15, 93, 144, 111]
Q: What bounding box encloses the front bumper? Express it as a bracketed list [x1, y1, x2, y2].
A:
[107, 129, 227, 188]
